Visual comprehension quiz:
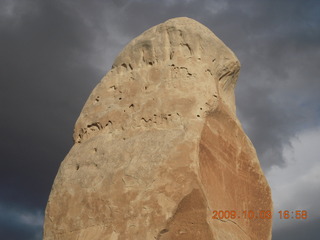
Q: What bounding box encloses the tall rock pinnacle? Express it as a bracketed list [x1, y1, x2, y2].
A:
[44, 17, 272, 239]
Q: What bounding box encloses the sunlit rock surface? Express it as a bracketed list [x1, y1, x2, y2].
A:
[44, 17, 272, 240]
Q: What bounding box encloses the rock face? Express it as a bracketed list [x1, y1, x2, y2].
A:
[44, 17, 272, 240]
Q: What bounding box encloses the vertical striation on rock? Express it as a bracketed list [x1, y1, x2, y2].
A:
[44, 17, 272, 240]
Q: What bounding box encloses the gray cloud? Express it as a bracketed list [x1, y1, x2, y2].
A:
[266, 127, 320, 234]
[1, 0, 319, 238]
[273, 218, 320, 240]
[0, 201, 43, 240]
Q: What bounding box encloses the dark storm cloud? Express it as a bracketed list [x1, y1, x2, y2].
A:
[1, 0, 319, 239]
[273, 218, 320, 240]
[0, 0, 107, 219]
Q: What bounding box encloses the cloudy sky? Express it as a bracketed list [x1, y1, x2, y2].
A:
[0, 0, 319, 239]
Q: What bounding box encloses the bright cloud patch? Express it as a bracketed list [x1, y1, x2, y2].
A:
[266, 127, 320, 230]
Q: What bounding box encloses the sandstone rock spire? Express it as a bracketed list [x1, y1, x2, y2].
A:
[44, 17, 272, 240]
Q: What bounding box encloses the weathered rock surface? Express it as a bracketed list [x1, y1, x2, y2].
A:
[44, 17, 272, 240]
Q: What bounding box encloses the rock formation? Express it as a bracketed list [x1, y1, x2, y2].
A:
[44, 17, 273, 239]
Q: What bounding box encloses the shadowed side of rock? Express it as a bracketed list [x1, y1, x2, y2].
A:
[43, 17, 272, 240]
[199, 104, 272, 239]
